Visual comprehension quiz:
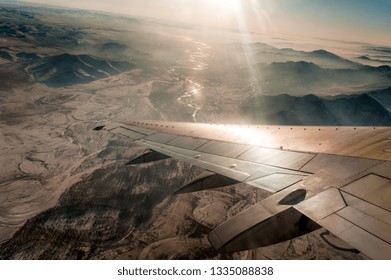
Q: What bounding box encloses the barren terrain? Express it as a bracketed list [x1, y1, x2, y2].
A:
[1, 2, 389, 259]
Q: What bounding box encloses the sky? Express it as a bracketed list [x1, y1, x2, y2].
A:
[12, 0, 391, 45]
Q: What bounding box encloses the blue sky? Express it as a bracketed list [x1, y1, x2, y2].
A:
[9, 0, 391, 45]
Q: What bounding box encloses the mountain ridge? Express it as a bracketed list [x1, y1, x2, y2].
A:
[241, 87, 391, 125]
[245, 42, 363, 70]
[253, 60, 391, 95]
[28, 53, 135, 87]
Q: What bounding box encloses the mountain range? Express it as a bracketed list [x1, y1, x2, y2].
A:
[28, 54, 134, 87]
[247, 42, 362, 70]
[253, 60, 391, 95]
[219, 42, 391, 96]
[0, 9, 137, 89]
[241, 87, 391, 125]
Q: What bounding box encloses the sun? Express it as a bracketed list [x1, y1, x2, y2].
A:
[205, 0, 242, 25]
[224, 0, 242, 12]
[212, 0, 242, 15]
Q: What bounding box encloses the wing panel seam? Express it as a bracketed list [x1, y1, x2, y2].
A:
[335, 211, 391, 245]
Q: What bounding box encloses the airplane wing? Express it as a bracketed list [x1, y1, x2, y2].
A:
[94, 120, 391, 259]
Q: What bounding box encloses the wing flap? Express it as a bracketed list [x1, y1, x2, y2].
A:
[341, 174, 391, 211]
[319, 214, 391, 260]
[294, 188, 347, 220]
[295, 175, 391, 259]
[341, 192, 391, 226]
[337, 206, 391, 244]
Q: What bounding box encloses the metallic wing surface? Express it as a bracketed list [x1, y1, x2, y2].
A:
[95, 120, 391, 259]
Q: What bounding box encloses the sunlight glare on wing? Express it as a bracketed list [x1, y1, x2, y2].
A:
[220, 125, 277, 147]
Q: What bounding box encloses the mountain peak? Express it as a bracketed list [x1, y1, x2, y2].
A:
[311, 49, 340, 58]
[248, 42, 276, 50]
[270, 60, 321, 70]
[29, 53, 134, 87]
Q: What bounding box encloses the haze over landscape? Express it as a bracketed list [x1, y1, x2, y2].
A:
[0, 0, 390, 259]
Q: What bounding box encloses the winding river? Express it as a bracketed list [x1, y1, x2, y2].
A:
[169, 37, 211, 121]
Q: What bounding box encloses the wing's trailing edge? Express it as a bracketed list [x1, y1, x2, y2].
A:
[95, 120, 391, 259]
